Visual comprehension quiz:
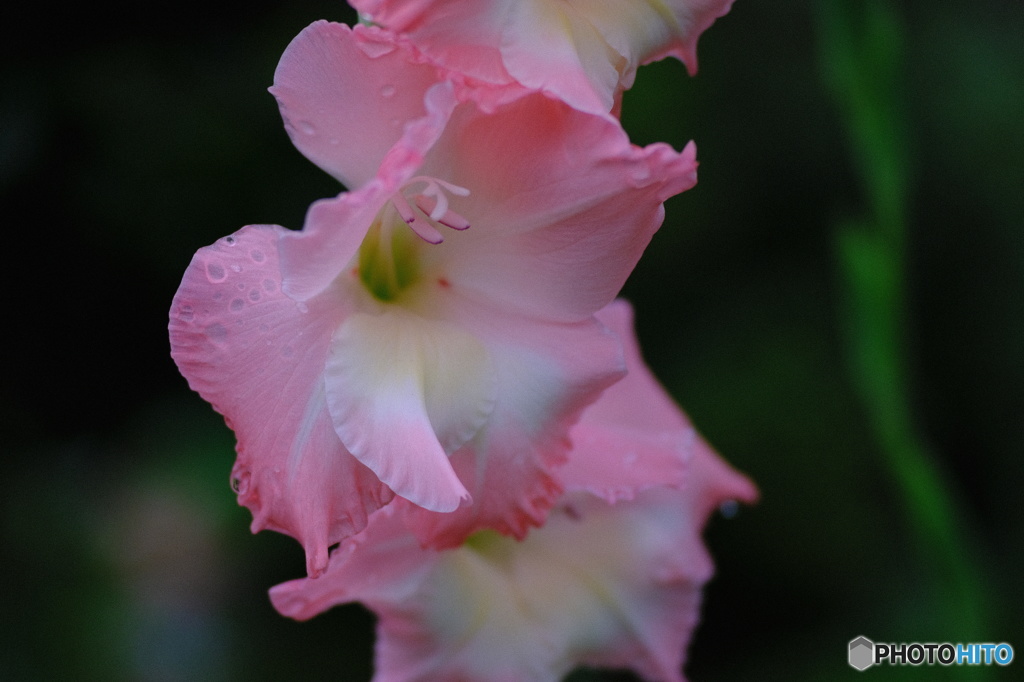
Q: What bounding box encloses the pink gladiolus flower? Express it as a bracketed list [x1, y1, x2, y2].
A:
[169, 22, 698, 575]
[353, 0, 737, 115]
[270, 300, 757, 682]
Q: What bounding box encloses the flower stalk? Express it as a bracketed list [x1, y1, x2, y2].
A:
[819, 0, 990, 657]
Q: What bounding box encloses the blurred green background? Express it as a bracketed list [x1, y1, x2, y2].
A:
[2, 0, 1021, 680]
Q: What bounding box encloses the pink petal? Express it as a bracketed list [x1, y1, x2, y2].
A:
[422, 93, 698, 322]
[169, 225, 393, 577]
[638, 0, 738, 76]
[354, 0, 738, 113]
[278, 79, 459, 303]
[401, 292, 625, 547]
[561, 300, 691, 501]
[270, 21, 441, 190]
[499, 0, 619, 114]
[324, 311, 496, 512]
[354, 0, 516, 87]
[270, 505, 434, 621]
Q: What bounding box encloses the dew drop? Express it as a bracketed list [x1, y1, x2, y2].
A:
[719, 499, 740, 519]
[236, 282, 245, 291]
[206, 323, 228, 342]
[296, 301, 309, 313]
[231, 470, 251, 494]
[206, 262, 227, 283]
[380, 84, 396, 98]
[230, 298, 245, 312]
[248, 289, 261, 302]
[299, 120, 316, 135]
[224, 236, 236, 246]
[230, 264, 242, 273]
[250, 249, 265, 263]
[631, 165, 651, 183]
[357, 40, 396, 58]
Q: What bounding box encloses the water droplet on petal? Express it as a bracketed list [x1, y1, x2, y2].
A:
[230, 264, 242, 273]
[224, 236, 236, 246]
[206, 262, 227, 283]
[296, 302, 309, 314]
[250, 249, 265, 263]
[248, 289, 261, 302]
[299, 120, 316, 135]
[719, 499, 740, 519]
[380, 85, 396, 98]
[230, 298, 244, 312]
[231, 470, 250, 494]
[631, 164, 651, 183]
[206, 323, 228, 342]
[357, 39, 396, 58]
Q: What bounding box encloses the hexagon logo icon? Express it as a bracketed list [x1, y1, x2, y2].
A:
[849, 636, 875, 671]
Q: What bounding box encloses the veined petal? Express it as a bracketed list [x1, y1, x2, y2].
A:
[168, 225, 393, 577]
[271, 21, 441, 190]
[325, 310, 497, 512]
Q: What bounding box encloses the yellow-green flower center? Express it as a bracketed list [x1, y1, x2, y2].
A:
[358, 211, 420, 302]
[357, 176, 471, 302]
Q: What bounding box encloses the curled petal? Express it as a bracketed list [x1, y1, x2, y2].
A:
[353, 0, 738, 114]
[325, 310, 497, 512]
[169, 225, 393, 577]
[278, 75, 460, 303]
[403, 293, 625, 547]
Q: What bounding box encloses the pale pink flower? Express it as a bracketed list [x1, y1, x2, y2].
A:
[270, 299, 757, 682]
[353, 0, 737, 115]
[169, 22, 698, 575]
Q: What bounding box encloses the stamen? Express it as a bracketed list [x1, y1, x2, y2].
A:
[406, 216, 445, 244]
[415, 197, 470, 231]
[391, 192, 418, 225]
[390, 175, 473, 244]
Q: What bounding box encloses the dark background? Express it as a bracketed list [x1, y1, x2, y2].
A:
[2, 0, 1021, 679]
